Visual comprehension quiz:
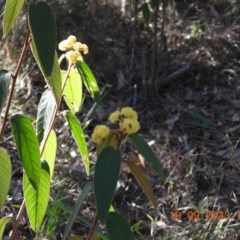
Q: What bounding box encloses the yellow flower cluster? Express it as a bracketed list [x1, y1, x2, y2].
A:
[91, 125, 110, 144]
[65, 50, 80, 64]
[58, 35, 89, 64]
[109, 107, 140, 135]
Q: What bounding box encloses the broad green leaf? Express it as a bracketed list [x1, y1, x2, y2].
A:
[10, 114, 41, 190]
[0, 216, 10, 239]
[142, 3, 150, 23]
[94, 147, 121, 225]
[76, 60, 102, 107]
[29, 2, 56, 76]
[0, 148, 11, 209]
[41, 130, 57, 178]
[106, 212, 134, 240]
[3, 0, 24, 38]
[24, 160, 50, 231]
[31, 41, 62, 105]
[46, 52, 62, 105]
[123, 160, 157, 209]
[129, 133, 165, 181]
[61, 70, 82, 114]
[97, 130, 119, 156]
[63, 110, 89, 175]
[36, 90, 56, 145]
[0, 70, 11, 115]
[62, 182, 93, 240]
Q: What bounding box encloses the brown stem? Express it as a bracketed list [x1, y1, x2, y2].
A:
[10, 200, 26, 240]
[86, 213, 98, 240]
[0, 29, 30, 142]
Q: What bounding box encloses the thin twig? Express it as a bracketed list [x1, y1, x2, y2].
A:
[10, 200, 26, 240]
[86, 213, 98, 240]
[156, 63, 192, 88]
[0, 29, 30, 142]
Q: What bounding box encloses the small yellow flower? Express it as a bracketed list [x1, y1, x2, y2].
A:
[91, 125, 110, 143]
[67, 35, 77, 44]
[95, 125, 110, 138]
[120, 118, 140, 134]
[121, 107, 138, 119]
[58, 41, 66, 51]
[81, 44, 89, 54]
[91, 132, 102, 144]
[73, 42, 89, 54]
[109, 111, 121, 123]
[66, 50, 80, 64]
[58, 39, 73, 51]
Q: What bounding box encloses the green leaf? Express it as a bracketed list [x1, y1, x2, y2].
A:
[123, 160, 157, 209]
[36, 90, 56, 144]
[46, 52, 62, 105]
[10, 114, 41, 190]
[63, 110, 89, 175]
[0, 216, 10, 239]
[97, 131, 119, 156]
[24, 160, 50, 231]
[0, 148, 11, 209]
[31, 43, 62, 105]
[94, 147, 121, 225]
[29, 2, 56, 76]
[142, 3, 150, 23]
[41, 130, 57, 178]
[62, 182, 93, 240]
[76, 60, 102, 107]
[106, 212, 134, 240]
[129, 133, 165, 181]
[61, 69, 82, 114]
[3, 0, 24, 38]
[0, 70, 11, 115]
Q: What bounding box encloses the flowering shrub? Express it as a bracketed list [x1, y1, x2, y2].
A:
[0, 1, 165, 240]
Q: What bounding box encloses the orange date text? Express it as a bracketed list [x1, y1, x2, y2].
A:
[170, 210, 232, 221]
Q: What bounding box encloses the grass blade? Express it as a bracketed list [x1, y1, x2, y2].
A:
[62, 182, 93, 240]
